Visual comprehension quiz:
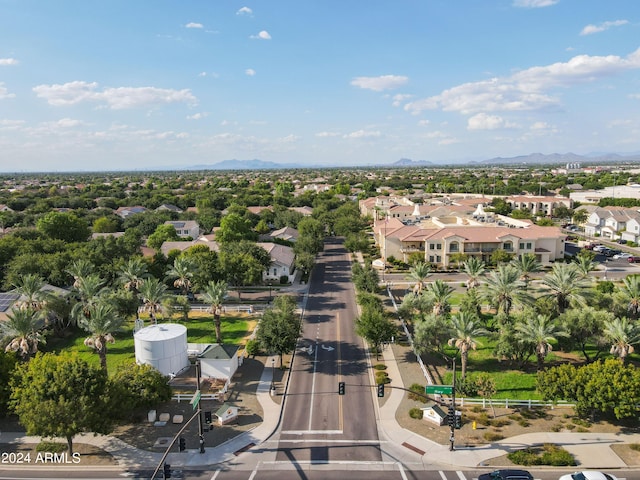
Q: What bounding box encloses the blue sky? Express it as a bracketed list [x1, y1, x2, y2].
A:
[1, 0, 639, 172]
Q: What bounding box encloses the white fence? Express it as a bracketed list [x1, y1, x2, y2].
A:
[455, 397, 574, 409]
[172, 392, 224, 402]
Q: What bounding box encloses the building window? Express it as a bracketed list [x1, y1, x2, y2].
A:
[450, 241, 459, 253]
[527, 242, 532, 249]
[429, 256, 435, 263]
[273, 268, 277, 276]
[429, 243, 435, 250]
[436, 243, 442, 250]
[503, 241, 513, 251]
[519, 243, 525, 249]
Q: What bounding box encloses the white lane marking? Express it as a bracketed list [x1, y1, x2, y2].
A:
[248, 466, 259, 480]
[210, 469, 221, 480]
[457, 472, 467, 480]
[398, 462, 409, 480]
[307, 340, 319, 430]
[280, 429, 344, 435]
[278, 438, 381, 443]
[439, 471, 448, 480]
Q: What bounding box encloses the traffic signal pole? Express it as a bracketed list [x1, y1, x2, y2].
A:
[449, 358, 456, 452]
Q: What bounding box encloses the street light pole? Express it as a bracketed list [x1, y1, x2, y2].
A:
[270, 357, 276, 395]
[195, 359, 205, 454]
[449, 357, 456, 452]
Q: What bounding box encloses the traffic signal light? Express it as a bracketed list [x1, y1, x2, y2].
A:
[204, 410, 212, 424]
[454, 413, 462, 429]
[377, 383, 385, 397]
[178, 436, 186, 452]
[338, 381, 345, 395]
[448, 406, 455, 427]
[163, 463, 171, 479]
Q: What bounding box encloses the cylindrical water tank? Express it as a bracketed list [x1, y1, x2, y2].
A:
[134, 323, 189, 376]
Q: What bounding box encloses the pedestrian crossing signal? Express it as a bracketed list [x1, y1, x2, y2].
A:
[178, 436, 186, 452]
[338, 381, 345, 395]
[377, 383, 385, 397]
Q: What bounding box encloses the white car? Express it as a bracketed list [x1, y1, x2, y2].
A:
[559, 471, 618, 480]
[613, 252, 632, 259]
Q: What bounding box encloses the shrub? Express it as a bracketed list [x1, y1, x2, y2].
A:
[507, 444, 575, 466]
[375, 371, 390, 384]
[487, 418, 511, 428]
[483, 432, 504, 442]
[630, 443, 640, 451]
[409, 407, 423, 419]
[518, 419, 530, 427]
[245, 339, 261, 356]
[408, 383, 427, 402]
[36, 442, 67, 453]
[373, 364, 387, 371]
[475, 412, 491, 426]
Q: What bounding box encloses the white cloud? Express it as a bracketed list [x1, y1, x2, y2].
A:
[405, 47, 640, 116]
[315, 131, 341, 137]
[468, 113, 508, 130]
[580, 20, 628, 36]
[0, 83, 16, 100]
[187, 112, 208, 120]
[343, 129, 381, 139]
[0, 58, 18, 66]
[185, 22, 203, 29]
[512, 0, 559, 7]
[0, 119, 25, 130]
[33, 81, 197, 109]
[55, 118, 83, 128]
[250, 30, 271, 40]
[236, 7, 253, 15]
[351, 75, 409, 92]
[417, 119, 430, 127]
[530, 121, 553, 130]
[629, 93, 640, 100]
[245, 68, 256, 76]
[391, 93, 412, 107]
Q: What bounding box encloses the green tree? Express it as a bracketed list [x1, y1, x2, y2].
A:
[407, 261, 431, 295]
[117, 256, 150, 294]
[510, 253, 541, 289]
[10, 352, 112, 454]
[36, 212, 90, 243]
[616, 275, 640, 319]
[603, 317, 640, 362]
[1, 308, 46, 361]
[10, 273, 48, 311]
[558, 307, 610, 362]
[515, 313, 568, 371]
[92, 216, 119, 233]
[425, 279, 454, 316]
[413, 313, 452, 361]
[138, 277, 169, 322]
[79, 303, 125, 373]
[475, 373, 497, 418]
[165, 256, 196, 296]
[351, 262, 380, 294]
[219, 241, 271, 300]
[147, 224, 180, 251]
[109, 363, 172, 419]
[216, 213, 256, 243]
[355, 305, 396, 359]
[462, 257, 485, 290]
[481, 264, 528, 316]
[0, 351, 18, 417]
[201, 280, 228, 343]
[66, 258, 94, 288]
[70, 273, 109, 327]
[447, 312, 488, 380]
[256, 295, 301, 366]
[541, 262, 590, 314]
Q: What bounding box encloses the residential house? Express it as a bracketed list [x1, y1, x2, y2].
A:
[0, 204, 14, 212]
[267, 226, 299, 242]
[156, 204, 183, 213]
[115, 206, 147, 218]
[505, 195, 573, 217]
[164, 220, 200, 239]
[584, 207, 640, 240]
[258, 243, 296, 283]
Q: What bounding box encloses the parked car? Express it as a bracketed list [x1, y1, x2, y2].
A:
[617, 239, 627, 244]
[479, 470, 533, 480]
[559, 471, 618, 480]
[593, 245, 607, 252]
[612, 252, 632, 259]
[628, 256, 640, 263]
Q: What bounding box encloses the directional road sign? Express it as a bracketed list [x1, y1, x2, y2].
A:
[425, 385, 453, 395]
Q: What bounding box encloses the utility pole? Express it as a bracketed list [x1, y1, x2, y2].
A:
[449, 358, 456, 452]
[196, 359, 205, 454]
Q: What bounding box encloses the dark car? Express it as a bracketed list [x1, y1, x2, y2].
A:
[628, 256, 640, 263]
[479, 470, 534, 480]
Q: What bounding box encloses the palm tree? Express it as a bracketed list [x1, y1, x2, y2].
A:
[165, 256, 196, 297]
[447, 312, 488, 379]
[10, 273, 48, 311]
[426, 279, 454, 316]
[514, 313, 568, 371]
[481, 264, 528, 316]
[202, 280, 228, 343]
[574, 255, 597, 279]
[79, 302, 124, 373]
[462, 257, 485, 290]
[603, 317, 640, 362]
[510, 253, 541, 289]
[617, 275, 640, 319]
[407, 261, 431, 295]
[139, 277, 169, 323]
[70, 273, 109, 327]
[1, 307, 46, 360]
[117, 256, 150, 294]
[66, 258, 94, 288]
[540, 262, 590, 314]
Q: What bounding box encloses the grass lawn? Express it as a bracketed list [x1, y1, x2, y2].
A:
[42, 312, 256, 375]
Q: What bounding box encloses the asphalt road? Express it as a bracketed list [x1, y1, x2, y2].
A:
[276, 236, 381, 463]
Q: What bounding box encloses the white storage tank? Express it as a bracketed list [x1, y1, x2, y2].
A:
[134, 323, 189, 376]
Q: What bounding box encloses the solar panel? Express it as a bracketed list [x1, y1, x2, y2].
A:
[0, 292, 20, 313]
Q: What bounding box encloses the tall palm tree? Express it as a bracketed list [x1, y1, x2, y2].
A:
[540, 262, 590, 314]
[514, 313, 568, 371]
[447, 312, 488, 379]
[1, 307, 46, 360]
[70, 273, 109, 327]
[481, 264, 528, 317]
[462, 257, 485, 290]
[165, 256, 196, 297]
[510, 253, 541, 289]
[617, 275, 640, 319]
[79, 302, 124, 373]
[603, 317, 640, 362]
[573, 255, 598, 279]
[138, 277, 169, 323]
[407, 261, 431, 295]
[202, 280, 228, 343]
[117, 256, 150, 294]
[65, 258, 94, 288]
[10, 273, 48, 311]
[426, 279, 454, 316]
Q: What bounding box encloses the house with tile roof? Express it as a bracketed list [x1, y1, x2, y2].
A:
[164, 220, 200, 239]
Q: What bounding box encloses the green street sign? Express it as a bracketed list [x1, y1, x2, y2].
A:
[190, 389, 201, 411]
[425, 385, 453, 395]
